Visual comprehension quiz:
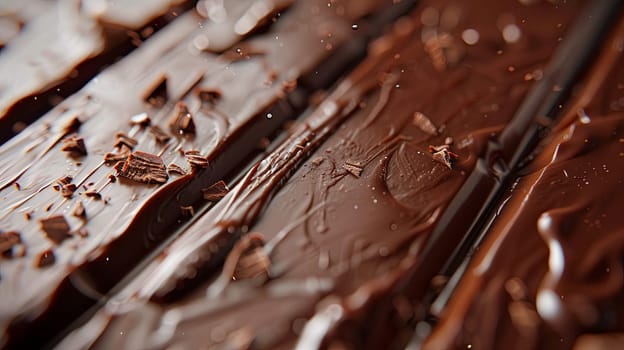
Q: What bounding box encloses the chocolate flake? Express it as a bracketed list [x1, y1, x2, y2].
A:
[36, 249, 56, 268]
[196, 89, 222, 107]
[14, 183, 20, 190]
[61, 134, 87, 156]
[114, 151, 168, 184]
[428, 144, 459, 169]
[62, 117, 82, 134]
[202, 180, 229, 201]
[61, 183, 77, 198]
[413, 112, 438, 136]
[181, 205, 195, 218]
[73, 201, 86, 218]
[169, 102, 196, 136]
[130, 112, 151, 127]
[114, 132, 138, 150]
[0, 231, 21, 258]
[343, 160, 364, 178]
[184, 150, 209, 169]
[143, 76, 168, 108]
[40, 215, 71, 244]
[167, 163, 187, 176]
[45, 203, 53, 212]
[104, 149, 130, 165]
[149, 125, 171, 144]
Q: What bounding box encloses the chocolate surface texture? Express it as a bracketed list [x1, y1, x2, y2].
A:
[56, 0, 589, 349]
[0, 0, 404, 347]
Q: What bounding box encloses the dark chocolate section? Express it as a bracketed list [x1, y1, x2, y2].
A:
[57, 1, 587, 349]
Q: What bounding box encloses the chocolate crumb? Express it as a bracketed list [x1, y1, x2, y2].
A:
[36, 249, 56, 268]
[61, 135, 87, 156]
[25, 212, 32, 221]
[0, 231, 21, 258]
[104, 149, 130, 165]
[202, 180, 229, 201]
[428, 144, 459, 169]
[184, 150, 209, 169]
[169, 102, 196, 136]
[14, 183, 20, 190]
[130, 112, 151, 127]
[149, 125, 171, 144]
[114, 151, 168, 184]
[45, 203, 53, 212]
[181, 205, 195, 217]
[62, 117, 82, 134]
[108, 174, 116, 183]
[413, 112, 438, 136]
[114, 132, 138, 150]
[61, 183, 77, 198]
[222, 44, 266, 62]
[196, 89, 222, 107]
[40, 215, 71, 244]
[73, 201, 86, 218]
[168, 163, 187, 176]
[143, 76, 168, 108]
[85, 191, 102, 200]
[343, 160, 364, 178]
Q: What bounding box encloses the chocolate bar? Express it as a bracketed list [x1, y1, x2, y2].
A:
[423, 16, 624, 350]
[0, 0, 421, 347]
[0, 0, 192, 142]
[57, 1, 589, 348]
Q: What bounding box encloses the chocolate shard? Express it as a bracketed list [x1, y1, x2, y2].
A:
[169, 102, 196, 136]
[114, 132, 138, 150]
[184, 150, 209, 169]
[104, 149, 131, 165]
[129, 112, 151, 127]
[167, 163, 187, 176]
[143, 76, 168, 108]
[56, 176, 73, 187]
[114, 151, 168, 184]
[202, 180, 229, 201]
[40, 215, 71, 244]
[428, 144, 459, 169]
[72, 201, 86, 218]
[36, 249, 56, 268]
[342, 159, 364, 178]
[413, 112, 438, 136]
[196, 89, 222, 107]
[149, 125, 171, 144]
[60, 135, 87, 156]
[0, 231, 22, 258]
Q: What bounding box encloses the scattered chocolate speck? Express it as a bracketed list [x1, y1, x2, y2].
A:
[181, 205, 195, 218]
[0, 231, 21, 258]
[104, 149, 130, 165]
[130, 112, 151, 127]
[413, 112, 438, 135]
[143, 76, 168, 108]
[196, 89, 222, 107]
[184, 150, 209, 169]
[85, 191, 102, 200]
[73, 201, 86, 218]
[40, 215, 71, 244]
[202, 180, 229, 201]
[428, 144, 459, 169]
[114, 151, 168, 184]
[167, 163, 187, 176]
[36, 249, 56, 268]
[61, 135, 87, 156]
[343, 160, 364, 178]
[169, 102, 196, 135]
[149, 125, 171, 144]
[114, 132, 138, 150]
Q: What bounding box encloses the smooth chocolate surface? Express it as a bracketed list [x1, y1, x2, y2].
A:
[424, 16, 624, 350]
[0, 0, 397, 347]
[57, 1, 586, 349]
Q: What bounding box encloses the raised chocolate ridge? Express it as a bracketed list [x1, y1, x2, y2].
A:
[422, 15, 624, 350]
[0, 0, 193, 143]
[0, 0, 417, 347]
[57, 1, 587, 349]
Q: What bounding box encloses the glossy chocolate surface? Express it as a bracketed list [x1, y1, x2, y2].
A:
[57, 1, 586, 348]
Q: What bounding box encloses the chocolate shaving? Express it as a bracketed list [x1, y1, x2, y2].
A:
[40, 215, 71, 244]
[143, 76, 168, 108]
[61, 183, 77, 198]
[114, 132, 138, 150]
[114, 151, 168, 184]
[413, 112, 438, 136]
[343, 160, 364, 178]
[428, 144, 459, 169]
[104, 149, 130, 165]
[14, 183, 20, 190]
[0, 231, 21, 258]
[36, 249, 56, 268]
[130, 112, 151, 127]
[184, 150, 209, 169]
[202, 180, 229, 201]
[222, 44, 266, 62]
[149, 125, 171, 144]
[61, 135, 87, 156]
[196, 89, 222, 107]
[169, 102, 196, 136]
[180, 205, 195, 218]
[73, 201, 86, 218]
[167, 163, 187, 176]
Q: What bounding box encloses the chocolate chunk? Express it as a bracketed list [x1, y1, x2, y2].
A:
[202, 180, 229, 201]
[129, 112, 151, 127]
[14, 183, 20, 190]
[61, 135, 87, 156]
[196, 89, 222, 107]
[167, 163, 187, 176]
[143, 76, 168, 108]
[36, 249, 56, 268]
[61, 183, 77, 198]
[342, 160, 364, 178]
[104, 149, 130, 165]
[184, 150, 209, 169]
[72, 201, 86, 218]
[149, 125, 171, 144]
[56, 176, 73, 187]
[85, 191, 102, 200]
[0, 231, 21, 258]
[169, 102, 196, 136]
[413, 112, 438, 136]
[40, 215, 71, 244]
[428, 144, 459, 169]
[114, 151, 168, 184]
[114, 132, 138, 150]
